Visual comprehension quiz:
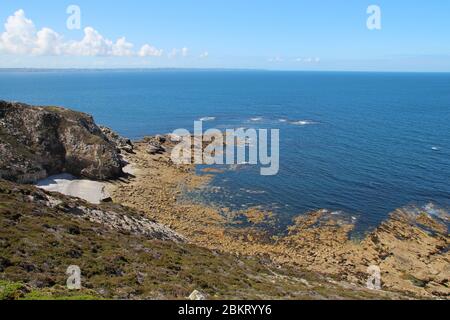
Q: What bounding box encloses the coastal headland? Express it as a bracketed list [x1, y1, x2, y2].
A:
[0, 101, 448, 299]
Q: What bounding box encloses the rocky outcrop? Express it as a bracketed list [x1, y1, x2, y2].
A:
[143, 135, 167, 155]
[99, 126, 134, 154]
[0, 101, 124, 183]
[279, 207, 450, 298]
[0, 179, 185, 242]
[110, 141, 450, 299]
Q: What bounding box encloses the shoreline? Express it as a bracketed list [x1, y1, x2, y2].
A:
[0, 100, 448, 299]
[107, 138, 450, 298]
[2, 101, 447, 299]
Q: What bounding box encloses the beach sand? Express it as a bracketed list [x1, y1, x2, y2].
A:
[36, 173, 110, 204]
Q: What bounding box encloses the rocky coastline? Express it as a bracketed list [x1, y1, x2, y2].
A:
[109, 139, 450, 299]
[0, 101, 448, 300]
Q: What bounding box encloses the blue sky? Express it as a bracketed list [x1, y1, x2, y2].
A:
[0, 0, 449, 71]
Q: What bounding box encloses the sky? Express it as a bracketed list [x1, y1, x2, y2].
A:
[0, 0, 449, 71]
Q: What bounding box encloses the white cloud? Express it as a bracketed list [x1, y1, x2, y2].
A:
[181, 47, 189, 57]
[33, 27, 63, 55]
[199, 51, 209, 58]
[138, 44, 163, 57]
[64, 28, 135, 57]
[65, 27, 112, 56]
[0, 9, 167, 59]
[294, 57, 321, 63]
[112, 37, 134, 57]
[1, 9, 39, 55]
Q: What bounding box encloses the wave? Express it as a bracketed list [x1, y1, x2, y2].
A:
[291, 120, 317, 126]
[239, 188, 267, 195]
[250, 117, 263, 122]
[199, 116, 216, 122]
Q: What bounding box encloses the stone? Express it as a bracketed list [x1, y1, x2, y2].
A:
[99, 126, 134, 154]
[188, 290, 206, 300]
[147, 142, 166, 155]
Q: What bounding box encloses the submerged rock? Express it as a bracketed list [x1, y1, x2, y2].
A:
[0, 101, 124, 183]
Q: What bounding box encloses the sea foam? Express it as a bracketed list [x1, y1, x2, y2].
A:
[291, 120, 316, 126]
[199, 116, 216, 121]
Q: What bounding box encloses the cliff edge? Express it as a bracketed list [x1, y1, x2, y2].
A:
[0, 101, 123, 183]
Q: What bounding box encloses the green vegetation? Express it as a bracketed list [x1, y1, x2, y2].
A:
[0, 180, 395, 300]
[0, 280, 27, 300]
[0, 281, 100, 300]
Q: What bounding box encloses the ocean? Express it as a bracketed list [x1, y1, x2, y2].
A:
[1, 70, 449, 231]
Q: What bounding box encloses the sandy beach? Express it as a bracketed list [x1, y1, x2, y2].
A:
[36, 173, 110, 204]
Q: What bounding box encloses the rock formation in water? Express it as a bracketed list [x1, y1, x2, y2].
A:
[0, 101, 124, 183]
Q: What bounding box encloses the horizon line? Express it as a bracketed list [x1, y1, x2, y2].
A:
[1, 67, 450, 74]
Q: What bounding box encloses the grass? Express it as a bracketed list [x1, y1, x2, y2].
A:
[0, 180, 395, 300]
[0, 280, 27, 300]
[0, 281, 101, 300]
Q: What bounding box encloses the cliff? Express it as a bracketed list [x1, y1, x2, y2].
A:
[0, 101, 124, 183]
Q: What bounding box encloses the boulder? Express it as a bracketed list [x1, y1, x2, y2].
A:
[145, 136, 167, 155]
[148, 143, 166, 155]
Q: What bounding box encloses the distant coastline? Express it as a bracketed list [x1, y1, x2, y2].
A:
[1, 68, 450, 74]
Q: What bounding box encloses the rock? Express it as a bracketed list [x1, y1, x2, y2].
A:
[0, 179, 187, 243]
[280, 208, 450, 298]
[168, 134, 183, 142]
[147, 139, 166, 155]
[99, 126, 134, 154]
[0, 257, 12, 272]
[0, 101, 124, 183]
[148, 144, 166, 155]
[154, 135, 166, 144]
[299, 278, 311, 287]
[136, 272, 146, 285]
[101, 197, 113, 203]
[188, 290, 207, 300]
[426, 282, 450, 297]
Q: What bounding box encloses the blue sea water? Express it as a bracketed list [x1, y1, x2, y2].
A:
[1, 70, 449, 230]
